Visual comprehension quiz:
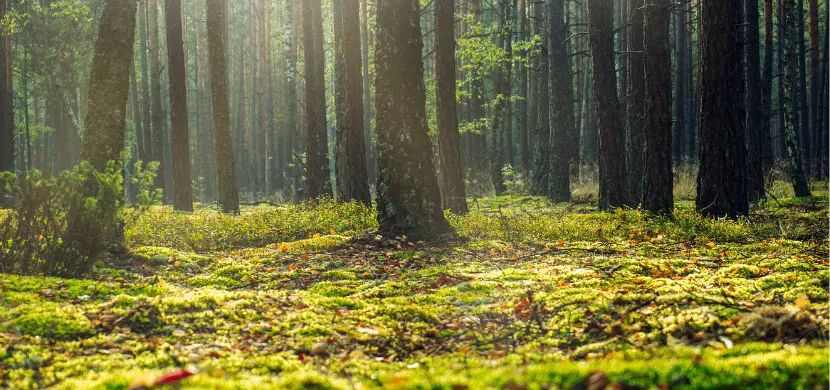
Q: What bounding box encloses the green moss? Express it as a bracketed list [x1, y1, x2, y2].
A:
[7, 303, 94, 340]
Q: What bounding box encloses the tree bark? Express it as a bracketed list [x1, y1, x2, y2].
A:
[0, 0, 13, 178]
[206, 0, 240, 214]
[548, 0, 573, 202]
[641, 0, 673, 215]
[81, 0, 137, 170]
[588, 0, 630, 210]
[518, 0, 530, 172]
[435, 0, 468, 214]
[626, 0, 645, 203]
[165, 0, 193, 211]
[760, 0, 775, 175]
[696, 0, 748, 218]
[745, 0, 765, 201]
[149, 0, 168, 199]
[673, 1, 687, 166]
[531, 1, 551, 196]
[796, 0, 810, 176]
[807, 0, 820, 176]
[333, 0, 371, 205]
[375, 0, 451, 241]
[303, 0, 332, 198]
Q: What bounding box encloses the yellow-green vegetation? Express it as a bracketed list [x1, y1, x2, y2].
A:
[1, 195, 828, 389]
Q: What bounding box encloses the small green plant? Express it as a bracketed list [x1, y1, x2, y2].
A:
[502, 164, 528, 196]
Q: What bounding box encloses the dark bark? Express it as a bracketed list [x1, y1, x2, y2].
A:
[696, 0, 748, 218]
[641, 0, 673, 216]
[807, 0, 820, 176]
[796, 0, 810, 176]
[548, 0, 573, 203]
[80, 0, 137, 170]
[588, 0, 629, 210]
[626, 0, 645, 203]
[374, 0, 451, 241]
[490, 0, 512, 194]
[140, 1, 153, 171]
[745, 0, 765, 202]
[782, 0, 811, 196]
[760, 0, 775, 175]
[165, 0, 193, 211]
[673, 0, 687, 166]
[531, 1, 551, 196]
[0, 0, 13, 178]
[206, 0, 240, 214]
[303, 0, 332, 198]
[435, 0, 468, 214]
[333, 0, 371, 205]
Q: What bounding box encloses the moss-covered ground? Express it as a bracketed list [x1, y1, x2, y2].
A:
[1, 195, 828, 389]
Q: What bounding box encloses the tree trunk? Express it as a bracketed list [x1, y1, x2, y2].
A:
[303, 0, 332, 198]
[0, 0, 13, 179]
[148, 0, 168, 199]
[807, 0, 820, 177]
[588, 0, 629, 210]
[760, 0, 775, 175]
[626, 0, 645, 203]
[206, 0, 240, 214]
[641, 0, 673, 215]
[548, 0, 573, 202]
[81, 0, 137, 170]
[673, 1, 687, 166]
[333, 0, 371, 205]
[745, 0, 765, 201]
[696, 0, 748, 218]
[796, 0, 810, 177]
[782, 0, 811, 196]
[531, 1, 551, 196]
[435, 0, 468, 214]
[518, 0, 530, 172]
[374, 0, 451, 241]
[165, 0, 193, 211]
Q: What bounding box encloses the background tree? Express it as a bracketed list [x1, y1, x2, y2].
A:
[435, 0, 468, 214]
[641, 0, 672, 215]
[0, 0, 12, 180]
[374, 0, 450, 240]
[547, 0, 573, 203]
[696, 0, 748, 218]
[588, 0, 629, 210]
[206, 0, 239, 214]
[333, 0, 370, 205]
[745, 0, 764, 202]
[627, 0, 645, 202]
[303, 0, 331, 199]
[165, 0, 193, 211]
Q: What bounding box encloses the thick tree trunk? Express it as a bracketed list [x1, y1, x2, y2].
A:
[783, 0, 811, 196]
[435, 0, 468, 214]
[165, 0, 193, 211]
[745, 0, 765, 202]
[0, 0, 13, 179]
[548, 0, 573, 202]
[626, 0, 645, 203]
[303, 0, 332, 199]
[374, 0, 451, 241]
[333, 0, 371, 205]
[696, 0, 748, 218]
[641, 0, 673, 215]
[588, 0, 629, 210]
[81, 0, 137, 170]
[206, 0, 240, 214]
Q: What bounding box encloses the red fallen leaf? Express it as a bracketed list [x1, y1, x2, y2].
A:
[154, 369, 196, 387]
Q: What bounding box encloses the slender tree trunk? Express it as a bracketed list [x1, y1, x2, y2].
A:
[627, 0, 645, 203]
[760, 0, 775, 175]
[361, 0, 375, 186]
[0, 0, 13, 179]
[531, 1, 551, 196]
[148, 0, 167, 199]
[374, 0, 451, 240]
[745, 0, 765, 201]
[435, 0, 468, 213]
[696, 0, 748, 218]
[165, 0, 193, 211]
[518, 0, 530, 172]
[807, 0, 820, 176]
[641, 0, 673, 215]
[796, 0, 810, 176]
[673, 1, 687, 166]
[782, 0, 811, 196]
[548, 0, 573, 202]
[333, 0, 371, 205]
[303, 0, 332, 198]
[206, 0, 240, 213]
[588, 0, 630, 210]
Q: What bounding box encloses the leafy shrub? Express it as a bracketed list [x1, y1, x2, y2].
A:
[501, 164, 529, 196]
[0, 161, 157, 277]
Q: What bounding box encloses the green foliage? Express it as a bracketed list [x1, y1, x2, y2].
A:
[6, 303, 94, 340]
[501, 164, 529, 196]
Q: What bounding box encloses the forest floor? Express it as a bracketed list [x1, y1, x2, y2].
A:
[0, 192, 828, 389]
